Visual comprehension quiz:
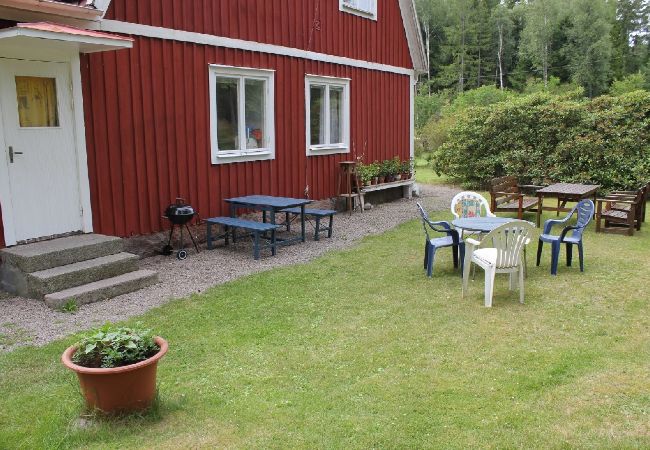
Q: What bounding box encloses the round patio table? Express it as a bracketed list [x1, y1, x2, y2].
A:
[452, 217, 518, 233]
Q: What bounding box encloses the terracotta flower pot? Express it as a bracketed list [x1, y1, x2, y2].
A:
[62, 336, 168, 414]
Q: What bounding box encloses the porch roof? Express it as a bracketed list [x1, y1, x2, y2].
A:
[0, 21, 132, 53]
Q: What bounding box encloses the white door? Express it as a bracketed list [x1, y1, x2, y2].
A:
[0, 59, 83, 242]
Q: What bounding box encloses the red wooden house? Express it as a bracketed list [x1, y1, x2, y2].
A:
[0, 0, 426, 248]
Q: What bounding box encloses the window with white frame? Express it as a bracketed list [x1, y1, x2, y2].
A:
[340, 0, 377, 20]
[209, 65, 275, 164]
[306, 75, 350, 156]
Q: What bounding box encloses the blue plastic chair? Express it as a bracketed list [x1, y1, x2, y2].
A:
[536, 199, 595, 275]
[416, 203, 465, 277]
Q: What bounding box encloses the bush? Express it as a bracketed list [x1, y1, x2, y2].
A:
[610, 73, 646, 96]
[72, 325, 160, 369]
[433, 91, 650, 191]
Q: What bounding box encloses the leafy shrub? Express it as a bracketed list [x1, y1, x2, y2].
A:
[610, 73, 646, 96]
[72, 325, 160, 369]
[433, 91, 650, 191]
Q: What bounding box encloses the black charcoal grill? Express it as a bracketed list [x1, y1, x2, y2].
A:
[162, 198, 200, 260]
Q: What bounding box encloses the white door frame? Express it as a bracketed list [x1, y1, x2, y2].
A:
[0, 42, 93, 246]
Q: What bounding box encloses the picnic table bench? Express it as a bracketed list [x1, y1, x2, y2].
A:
[489, 176, 541, 220]
[206, 217, 279, 260]
[281, 207, 336, 241]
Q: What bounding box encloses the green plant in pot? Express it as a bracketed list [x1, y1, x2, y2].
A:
[62, 324, 168, 414]
[369, 162, 380, 184]
[357, 163, 373, 186]
[380, 160, 393, 183]
[401, 159, 412, 179]
[389, 157, 402, 181]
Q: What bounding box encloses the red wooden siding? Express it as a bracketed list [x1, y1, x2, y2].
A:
[81, 37, 411, 239]
[105, 0, 413, 69]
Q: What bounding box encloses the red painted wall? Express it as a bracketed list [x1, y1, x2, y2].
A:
[105, 0, 413, 69]
[0, 1, 414, 245]
[81, 38, 412, 238]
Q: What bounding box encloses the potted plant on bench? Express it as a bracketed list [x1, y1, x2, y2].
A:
[357, 163, 373, 187]
[62, 324, 168, 414]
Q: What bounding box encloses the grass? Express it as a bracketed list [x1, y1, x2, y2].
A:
[1, 208, 649, 449]
[414, 157, 453, 186]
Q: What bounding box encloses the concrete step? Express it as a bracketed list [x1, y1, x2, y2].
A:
[44, 270, 159, 310]
[26, 252, 139, 298]
[0, 234, 124, 273]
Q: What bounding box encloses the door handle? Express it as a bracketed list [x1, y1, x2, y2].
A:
[8, 146, 23, 164]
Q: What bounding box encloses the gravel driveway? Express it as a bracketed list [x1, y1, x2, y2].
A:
[0, 184, 457, 352]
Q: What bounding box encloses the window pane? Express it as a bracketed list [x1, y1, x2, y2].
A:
[15, 76, 59, 127]
[215, 77, 239, 151]
[310, 85, 326, 146]
[245, 79, 265, 149]
[329, 87, 344, 144]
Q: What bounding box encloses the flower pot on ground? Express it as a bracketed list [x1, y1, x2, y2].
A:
[62, 325, 168, 414]
[372, 177, 378, 185]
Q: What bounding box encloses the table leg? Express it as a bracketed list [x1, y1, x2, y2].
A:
[207, 222, 213, 250]
[556, 197, 561, 216]
[301, 205, 306, 242]
[536, 193, 543, 227]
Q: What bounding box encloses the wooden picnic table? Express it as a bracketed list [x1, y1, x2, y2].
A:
[535, 183, 600, 227]
[225, 195, 312, 245]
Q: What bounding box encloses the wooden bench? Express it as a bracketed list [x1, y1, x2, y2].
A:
[596, 187, 646, 236]
[206, 217, 280, 260]
[489, 176, 542, 219]
[280, 208, 336, 241]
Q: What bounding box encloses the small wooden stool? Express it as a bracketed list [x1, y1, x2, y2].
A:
[336, 161, 364, 215]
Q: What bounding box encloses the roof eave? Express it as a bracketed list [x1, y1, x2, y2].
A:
[399, 0, 428, 75]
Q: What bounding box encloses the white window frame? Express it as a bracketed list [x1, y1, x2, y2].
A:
[305, 75, 351, 156]
[339, 0, 377, 20]
[209, 64, 275, 165]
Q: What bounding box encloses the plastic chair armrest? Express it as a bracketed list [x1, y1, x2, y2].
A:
[543, 216, 571, 234]
[465, 238, 482, 247]
[559, 225, 580, 242]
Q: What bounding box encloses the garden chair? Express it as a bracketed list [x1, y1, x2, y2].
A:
[610, 181, 649, 226]
[536, 200, 594, 275]
[596, 188, 645, 236]
[462, 221, 534, 308]
[416, 203, 465, 277]
[488, 176, 542, 219]
[450, 191, 496, 238]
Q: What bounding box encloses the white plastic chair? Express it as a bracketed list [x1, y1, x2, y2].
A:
[450, 192, 496, 238]
[451, 191, 496, 220]
[462, 220, 534, 307]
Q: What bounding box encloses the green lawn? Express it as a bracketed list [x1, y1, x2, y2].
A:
[415, 158, 453, 186]
[1, 209, 649, 449]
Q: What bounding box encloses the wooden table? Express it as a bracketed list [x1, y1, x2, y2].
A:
[535, 183, 600, 227]
[225, 195, 312, 245]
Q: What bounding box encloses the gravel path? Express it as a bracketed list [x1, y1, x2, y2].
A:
[0, 184, 457, 352]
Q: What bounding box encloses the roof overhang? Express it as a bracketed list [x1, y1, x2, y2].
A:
[399, 0, 428, 75]
[0, 22, 132, 53]
[0, 0, 110, 21]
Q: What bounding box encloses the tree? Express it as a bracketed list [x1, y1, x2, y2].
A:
[491, 4, 515, 89]
[565, 0, 614, 97]
[611, 0, 649, 79]
[519, 0, 564, 88]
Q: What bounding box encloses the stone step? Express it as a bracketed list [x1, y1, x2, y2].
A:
[26, 252, 140, 298]
[44, 270, 159, 310]
[0, 234, 124, 273]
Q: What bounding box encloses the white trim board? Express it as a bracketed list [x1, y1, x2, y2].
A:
[98, 20, 416, 77]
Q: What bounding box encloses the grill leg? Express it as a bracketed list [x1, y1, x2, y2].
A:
[328, 214, 334, 238]
[186, 224, 200, 253]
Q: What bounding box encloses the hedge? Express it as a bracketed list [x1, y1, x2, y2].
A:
[432, 90, 650, 191]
